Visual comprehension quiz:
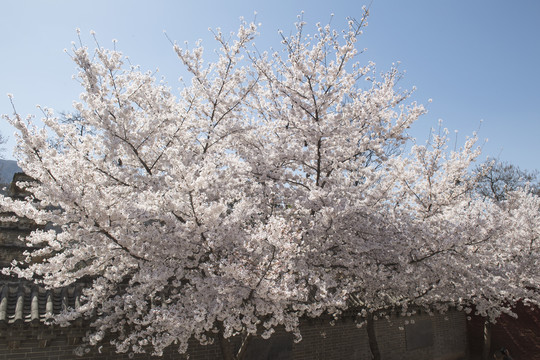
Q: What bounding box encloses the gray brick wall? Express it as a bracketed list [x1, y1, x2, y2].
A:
[1, 310, 468, 359]
[292, 318, 371, 360]
[374, 310, 467, 360]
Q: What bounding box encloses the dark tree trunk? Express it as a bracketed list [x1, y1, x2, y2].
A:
[218, 330, 236, 360]
[236, 333, 252, 360]
[217, 325, 252, 360]
[482, 319, 492, 360]
[367, 313, 381, 360]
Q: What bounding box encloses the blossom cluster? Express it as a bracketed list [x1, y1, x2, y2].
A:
[1, 16, 538, 356]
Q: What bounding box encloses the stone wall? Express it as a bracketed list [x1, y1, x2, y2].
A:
[1, 311, 468, 360]
[374, 310, 467, 360]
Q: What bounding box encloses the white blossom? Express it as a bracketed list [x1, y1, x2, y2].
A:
[1, 15, 538, 358]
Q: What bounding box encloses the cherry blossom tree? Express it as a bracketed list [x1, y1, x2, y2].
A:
[471, 159, 540, 359]
[2, 12, 538, 360]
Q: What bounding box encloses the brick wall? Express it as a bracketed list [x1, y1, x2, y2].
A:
[0, 310, 468, 360]
[374, 310, 467, 360]
[0, 326, 217, 360]
[292, 317, 371, 360]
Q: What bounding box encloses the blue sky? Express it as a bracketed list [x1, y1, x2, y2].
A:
[1, 0, 539, 171]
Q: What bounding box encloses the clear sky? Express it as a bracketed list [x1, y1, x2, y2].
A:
[1, 0, 539, 171]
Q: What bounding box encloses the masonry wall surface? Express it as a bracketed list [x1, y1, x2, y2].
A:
[374, 310, 467, 360]
[1, 310, 468, 360]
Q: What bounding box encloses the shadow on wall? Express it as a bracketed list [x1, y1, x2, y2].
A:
[467, 302, 540, 360]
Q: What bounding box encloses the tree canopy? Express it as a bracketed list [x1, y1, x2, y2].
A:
[2, 14, 539, 359]
[474, 158, 540, 201]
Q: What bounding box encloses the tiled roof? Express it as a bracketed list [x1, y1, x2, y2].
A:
[0, 282, 81, 326]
